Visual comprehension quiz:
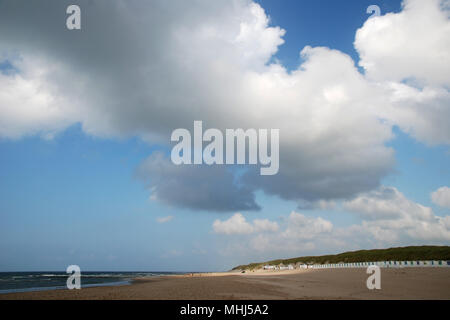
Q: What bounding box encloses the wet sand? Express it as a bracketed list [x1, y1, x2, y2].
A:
[1, 268, 449, 300]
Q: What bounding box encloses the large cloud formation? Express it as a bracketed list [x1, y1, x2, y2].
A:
[0, 0, 449, 211]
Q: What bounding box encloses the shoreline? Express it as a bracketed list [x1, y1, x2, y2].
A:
[0, 280, 132, 295]
[1, 268, 449, 300]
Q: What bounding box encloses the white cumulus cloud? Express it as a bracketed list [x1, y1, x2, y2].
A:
[355, 0, 450, 87]
[343, 186, 433, 220]
[431, 186, 450, 208]
[355, 0, 450, 145]
[215, 187, 450, 261]
[156, 216, 173, 224]
[213, 213, 279, 235]
[344, 186, 450, 242]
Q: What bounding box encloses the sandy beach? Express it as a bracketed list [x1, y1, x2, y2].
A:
[1, 268, 449, 300]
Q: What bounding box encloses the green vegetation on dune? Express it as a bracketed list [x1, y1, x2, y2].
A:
[232, 246, 450, 270]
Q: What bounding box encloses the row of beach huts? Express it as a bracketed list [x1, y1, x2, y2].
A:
[263, 260, 450, 270]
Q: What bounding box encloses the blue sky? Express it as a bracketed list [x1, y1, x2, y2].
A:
[0, 0, 449, 271]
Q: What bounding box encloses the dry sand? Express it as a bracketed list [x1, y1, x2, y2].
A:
[1, 268, 449, 300]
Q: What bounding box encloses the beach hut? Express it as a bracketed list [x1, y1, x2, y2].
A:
[279, 263, 291, 271]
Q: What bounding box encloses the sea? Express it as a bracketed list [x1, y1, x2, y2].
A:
[0, 271, 180, 294]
